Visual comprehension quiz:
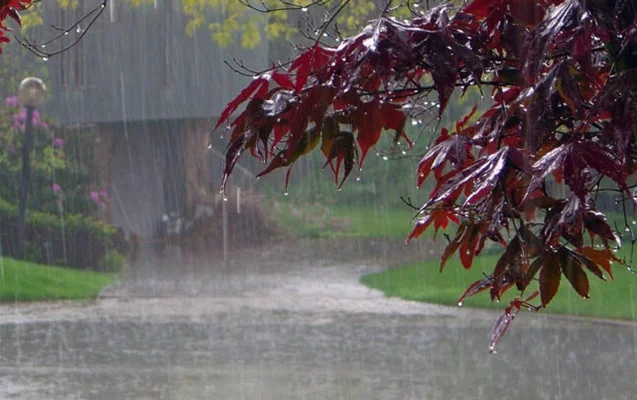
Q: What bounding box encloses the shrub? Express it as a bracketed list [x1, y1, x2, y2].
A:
[0, 197, 128, 270]
[101, 250, 127, 273]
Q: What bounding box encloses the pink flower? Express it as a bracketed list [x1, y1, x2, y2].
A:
[5, 96, 19, 107]
[53, 137, 65, 148]
[52, 183, 62, 194]
[90, 191, 105, 207]
[99, 188, 108, 198]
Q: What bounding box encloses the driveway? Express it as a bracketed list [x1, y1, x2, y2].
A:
[0, 238, 635, 399]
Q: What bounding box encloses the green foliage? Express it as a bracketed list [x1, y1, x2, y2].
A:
[101, 250, 127, 273]
[0, 197, 116, 242]
[0, 256, 116, 302]
[267, 202, 417, 239]
[0, 97, 104, 216]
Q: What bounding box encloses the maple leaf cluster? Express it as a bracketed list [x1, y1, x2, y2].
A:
[219, 0, 637, 351]
[0, 0, 31, 53]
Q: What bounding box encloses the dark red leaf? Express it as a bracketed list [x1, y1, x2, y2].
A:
[579, 246, 620, 280]
[457, 277, 493, 307]
[215, 77, 269, 129]
[539, 254, 561, 307]
[489, 302, 520, 354]
[559, 248, 590, 299]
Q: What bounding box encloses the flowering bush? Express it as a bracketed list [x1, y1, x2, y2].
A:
[0, 95, 105, 216]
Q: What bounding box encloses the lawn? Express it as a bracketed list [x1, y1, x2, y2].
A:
[0, 257, 116, 302]
[361, 251, 637, 321]
[269, 201, 426, 239]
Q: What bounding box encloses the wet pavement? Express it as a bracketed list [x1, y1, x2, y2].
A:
[0, 238, 636, 399]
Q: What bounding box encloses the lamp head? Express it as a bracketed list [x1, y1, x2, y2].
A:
[18, 77, 46, 107]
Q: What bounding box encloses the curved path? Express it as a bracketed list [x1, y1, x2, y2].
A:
[0, 239, 636, 399]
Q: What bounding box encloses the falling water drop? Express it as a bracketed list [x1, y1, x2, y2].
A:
[356, 176, 361, 182]
[223, 196, 228, 202]
[42, 57, 48, 62]
[457, 301, 463, 307]
[301, 7, 308, 12]
[284, 191, 289, 196]
[207, 142, 213, 149]
[382, 156, 389, 161]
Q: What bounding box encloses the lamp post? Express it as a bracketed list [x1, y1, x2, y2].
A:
[16, 77, 46, 258]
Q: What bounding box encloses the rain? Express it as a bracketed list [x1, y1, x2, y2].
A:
[0, 1, 636, 399]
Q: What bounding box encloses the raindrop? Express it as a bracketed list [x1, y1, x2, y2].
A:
[457, 301, 463, 307]
[207, 142, 213, 149]
[42, 57, 48, 62]
[401, 150, 407, 155]
[411, 119, 418, 126]
[489, 345, 497, 354]
[223, 196, 228, 202]
[382, 156, 389, 161]
[338, 188, 342, 192]
[633, 220, 636, 225]
[356, 176, 361, 182]
[625, 226, 631, 232]
[64, 31, 69, 35]
[284, 191, 289, 196]
[76, 25, 83, 34]
[41, 44, 46, 49]
[376, 152, 380, 157]
[301, 7, 308, 12]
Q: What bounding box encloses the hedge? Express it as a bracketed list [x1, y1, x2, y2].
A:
[0, 197, 128, 270]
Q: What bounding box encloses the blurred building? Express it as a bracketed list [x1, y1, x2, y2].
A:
[39, 0, 269, 239]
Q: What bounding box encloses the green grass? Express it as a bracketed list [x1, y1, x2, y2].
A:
[0, 257, 116, 302]
[361, 252, 637, 321]
[269, 201, 430, 239]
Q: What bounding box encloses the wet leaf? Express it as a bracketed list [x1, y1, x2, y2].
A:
[559, 248, 590, 298]
[540, 254, 561, 307]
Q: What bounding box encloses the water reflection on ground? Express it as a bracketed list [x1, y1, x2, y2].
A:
[0, 239, 635, 399]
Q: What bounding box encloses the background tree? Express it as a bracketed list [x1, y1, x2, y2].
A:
[219, 0, 637, 351]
